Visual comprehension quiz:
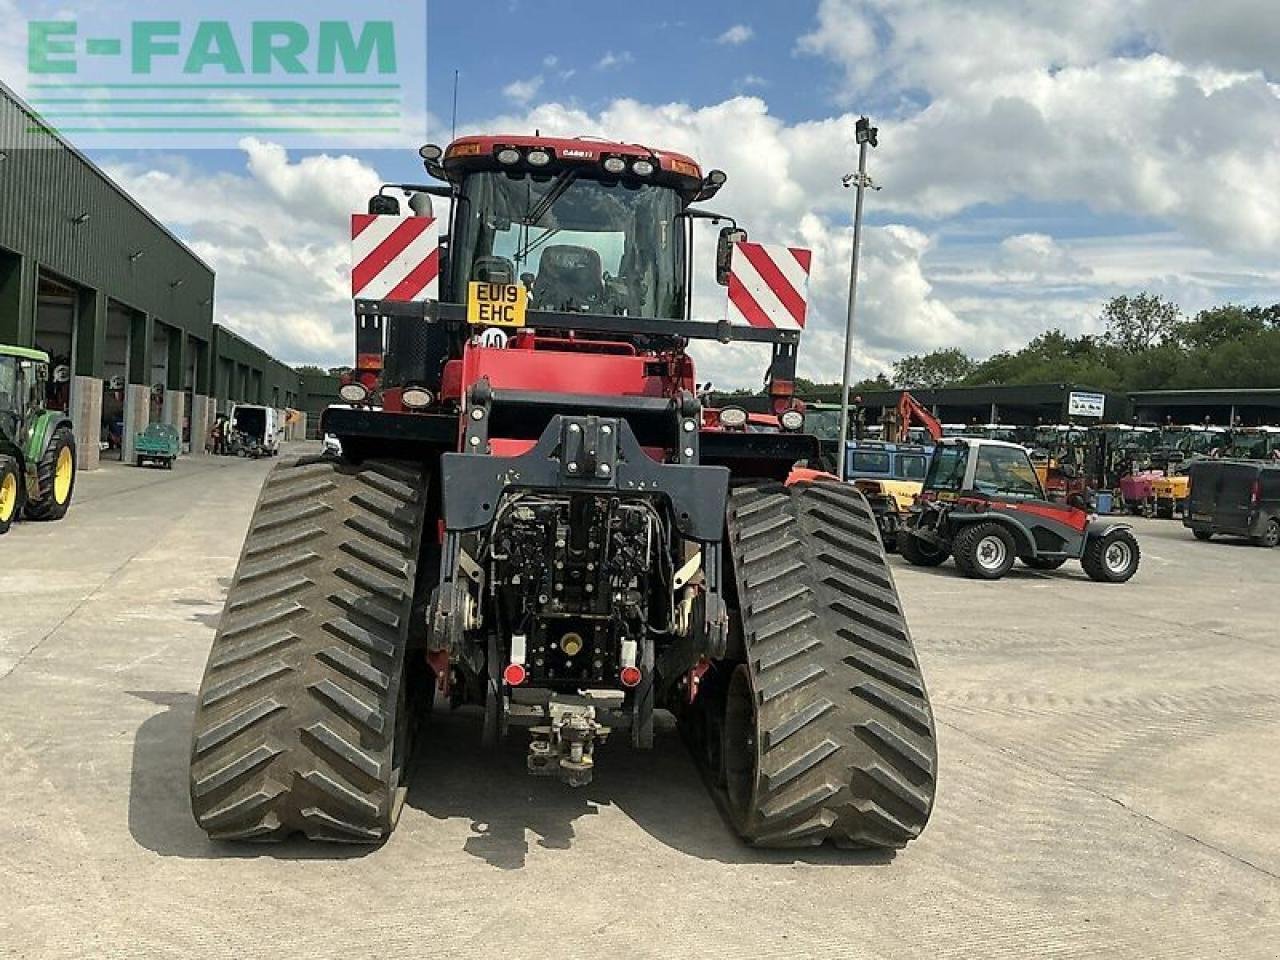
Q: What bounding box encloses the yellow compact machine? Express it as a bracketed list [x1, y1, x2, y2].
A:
[843, 441, 932, 551]
[1151, 474, 1191, 519]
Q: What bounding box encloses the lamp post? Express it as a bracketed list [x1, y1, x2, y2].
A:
[836, 116, 878, 480]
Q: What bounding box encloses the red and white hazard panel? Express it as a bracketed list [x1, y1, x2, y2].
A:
[351, 214, 439, 302]
[726, 242, 811, 330]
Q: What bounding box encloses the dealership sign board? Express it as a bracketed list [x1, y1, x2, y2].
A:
[1067, 391, 1107, 419]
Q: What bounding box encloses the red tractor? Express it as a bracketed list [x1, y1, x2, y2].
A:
[188, 135, 937, 849]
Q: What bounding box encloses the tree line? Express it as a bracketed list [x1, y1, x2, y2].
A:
[796, 295, 1280, 399]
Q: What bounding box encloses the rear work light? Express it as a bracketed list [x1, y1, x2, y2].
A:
[718, 407, 748, 429]
[779, 409, 804, 432]
[497, 148, 521, 165]
[602, 156, 627, 174]
[339, 382, 369, 404]
[401, 386, 433, 409]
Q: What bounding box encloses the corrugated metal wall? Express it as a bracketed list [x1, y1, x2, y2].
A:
[211, 324, 301, 409]
[0, 83, 215, 339]
[3, 82, 306, 415]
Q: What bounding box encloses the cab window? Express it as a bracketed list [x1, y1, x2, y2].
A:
[973, 445, 1043, 498]
[0, 357, 20, 416]
[898, 455, 927, 480]
[850, 451, 891, 474]
[925, 444, 968, 491]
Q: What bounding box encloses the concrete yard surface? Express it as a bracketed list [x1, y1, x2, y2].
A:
[1, 449, 1278, 958]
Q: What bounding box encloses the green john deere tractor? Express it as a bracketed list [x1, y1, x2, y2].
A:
[0, 345, 77, 535]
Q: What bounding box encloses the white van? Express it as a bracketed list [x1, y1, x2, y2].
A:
[228, 404, 282, 457]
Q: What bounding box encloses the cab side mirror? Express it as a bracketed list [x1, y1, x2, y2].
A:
[716, 226, 748, 286]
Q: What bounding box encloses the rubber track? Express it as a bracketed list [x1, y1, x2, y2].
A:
[726, 481, 937, 848]
[189, 456, 427, 842]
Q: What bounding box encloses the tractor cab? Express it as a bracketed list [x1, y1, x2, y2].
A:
[901, 437, 1140, 582]
[921, 438, 1046, 501]
[1225, 427, 1280, 461]
[0, 346, 50, 437]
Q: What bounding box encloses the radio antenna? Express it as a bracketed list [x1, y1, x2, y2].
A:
[451, 69, 459, 141]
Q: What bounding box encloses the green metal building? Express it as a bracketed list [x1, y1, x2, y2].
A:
[0, 81, 302, 467]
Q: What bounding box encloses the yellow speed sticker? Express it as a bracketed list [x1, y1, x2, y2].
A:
[467, 282, 527, 328]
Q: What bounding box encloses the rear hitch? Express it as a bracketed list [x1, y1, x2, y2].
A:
[527, 699, 611, 787]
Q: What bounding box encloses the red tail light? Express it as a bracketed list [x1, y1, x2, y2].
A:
[1251, 479, 1262, 507]
[619, 666, 642, 688]
[502, 663, 528, 687]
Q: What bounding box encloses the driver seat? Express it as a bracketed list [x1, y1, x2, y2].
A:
[532, 245, 605, 310]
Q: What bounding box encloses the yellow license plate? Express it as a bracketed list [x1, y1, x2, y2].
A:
[938, 491, 957, 502]
[467, 282, 527, 328]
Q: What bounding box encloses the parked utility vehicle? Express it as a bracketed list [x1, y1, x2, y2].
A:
[134, 422, 180, 469]
[900, 438, 1140, 582]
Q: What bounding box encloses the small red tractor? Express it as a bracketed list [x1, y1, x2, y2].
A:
[188, 135, 937, 849]
[900, 437, 1140, 582]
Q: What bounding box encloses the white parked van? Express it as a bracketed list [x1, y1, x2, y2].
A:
[228, 404, 282, 457]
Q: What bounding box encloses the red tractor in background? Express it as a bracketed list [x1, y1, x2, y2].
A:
[188, 134, 937, 849]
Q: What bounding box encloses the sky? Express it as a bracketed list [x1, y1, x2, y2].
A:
[3, 0, 1280, 389]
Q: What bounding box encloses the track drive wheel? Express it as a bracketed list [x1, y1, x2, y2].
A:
[1081, 528, 1141, 583]
[189, 456, 429, 842]
[898, 529, 948, 567]
[719, 481, 937, 848]
[23, 425, 75, 521]
[0, 455, 21, 535]
[952, 522, 1016, 580]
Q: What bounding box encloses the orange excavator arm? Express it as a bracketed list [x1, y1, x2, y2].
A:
[893, 391, 943, 443]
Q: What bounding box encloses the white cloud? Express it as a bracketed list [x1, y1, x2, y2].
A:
[595, 51, 634, 70]
[738, 74, 768, 88]
[998, 233, 1091, 281]
[103, 143, 386, 367]
[502, 75, 543, 105]
[542, 55, 559, 68]
[716, 24, 754, 46]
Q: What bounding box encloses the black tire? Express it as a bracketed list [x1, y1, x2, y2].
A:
[1253, 517, 1280, 549]
[1082, 528, 1141, 583]
[952, 522, 1016, 580]
[189, 456, 428, 842]
[24, 424, 75, 521]
[1192, 529, 1213, 542]
[0, 455, 21, 535]
[898, 529, 948, 567]
[1022, 555, 1068, 570]
[881, 534, 898, 554]
[1155, 502, 1174, 520]
[718, 481, 936, 848]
